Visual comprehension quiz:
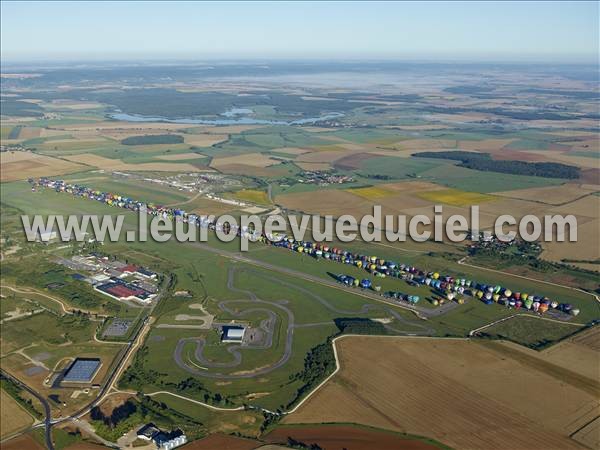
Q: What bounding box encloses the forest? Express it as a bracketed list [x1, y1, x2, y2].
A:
[413, 151, 580, 179]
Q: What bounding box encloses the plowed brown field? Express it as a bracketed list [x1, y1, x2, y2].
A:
[266, 425, 441, 450]
[285, 336, 596, 450]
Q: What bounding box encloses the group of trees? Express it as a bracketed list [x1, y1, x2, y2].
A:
[287, 336, 336, 409]
[413, 150, 580, 179]
[119, 346, 164, 390]
[0, 374, 43, 419]
[170, 377, 233, 406]
[334, 317, 389, 335]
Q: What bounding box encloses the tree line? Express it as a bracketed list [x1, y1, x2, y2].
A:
[413, 151, 580, 179]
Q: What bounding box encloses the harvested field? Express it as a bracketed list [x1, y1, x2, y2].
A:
[155, 152, 206, 161]
[183, 133, 228, 147]
[572, 416, 600, 449]
[215, 164, 287, 177]
[396, 139, 457, 151]
[493, 184, 599, 205]
[294, 162, 331, 171]
[271, 147, 312, 155]
[226, 189, 270, 205]
[181, 433, 259, 449]
[296, 150, 351, 164]
[541, 219, 600, 264]
[211, 153, 280, 168]
[266, 425, 442, 450]
[547, 195, 600, 218]
[486, 148, 551, 162]
[417, 188, 497, 206]
[62, 443, 107, 450]
[16, 127, 42, 139]
[285, 336, 596, 450]
[0, 390, 35, 438]
[458, 138, 515, 151]
[63, 154, 206, 172]
[524, 150, 600, 169]
[0, 433, 44, 450]
[346, 185, 395, 200]
[1, 151, 85, 181]
[579, 168, 600, 185]
[277, 189, 374, 216]
[562, 139, 600, 153]
[334, 152, 378, 170]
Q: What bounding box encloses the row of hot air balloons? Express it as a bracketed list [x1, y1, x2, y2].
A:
[32, 178, 579, 317]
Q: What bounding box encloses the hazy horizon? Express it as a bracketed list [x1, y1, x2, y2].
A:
[1, 1, 598, 64]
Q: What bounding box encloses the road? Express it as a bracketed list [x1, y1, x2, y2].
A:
[0, 369, 54, 450]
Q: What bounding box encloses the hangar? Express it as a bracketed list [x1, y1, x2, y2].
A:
[62, 358, 101, 384]
[221, 325, 246, 343]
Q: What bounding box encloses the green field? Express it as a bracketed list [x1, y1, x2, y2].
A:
[418, 163, 565, 192]
[479, 316, 584, 349]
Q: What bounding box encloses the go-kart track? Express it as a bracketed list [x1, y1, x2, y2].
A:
[173, 267, 436, 379]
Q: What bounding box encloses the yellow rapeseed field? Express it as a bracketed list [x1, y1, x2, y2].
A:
[418, 188, 496, 206]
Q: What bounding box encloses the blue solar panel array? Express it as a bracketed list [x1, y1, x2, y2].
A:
[63, 358, 101, 382]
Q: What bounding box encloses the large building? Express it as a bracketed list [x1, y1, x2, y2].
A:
[136, 424, 187, 450]
[61, 358, 101, 384]
[94, 278, 155, 304]
[221, 325, 246, 343]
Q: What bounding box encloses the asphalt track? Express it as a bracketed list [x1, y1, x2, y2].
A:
[173, 266, 435, 379]
[190, 241, 460, 318]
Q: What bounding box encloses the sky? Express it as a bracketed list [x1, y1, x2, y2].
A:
[1, 1, 598, 63]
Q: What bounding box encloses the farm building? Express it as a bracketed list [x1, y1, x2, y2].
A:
[136, 424, 187, 450]
[62, 358, 101, 384]
[221, 325, 246, 343]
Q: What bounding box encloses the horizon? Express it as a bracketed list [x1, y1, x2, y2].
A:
[1, 1, 598, 64]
